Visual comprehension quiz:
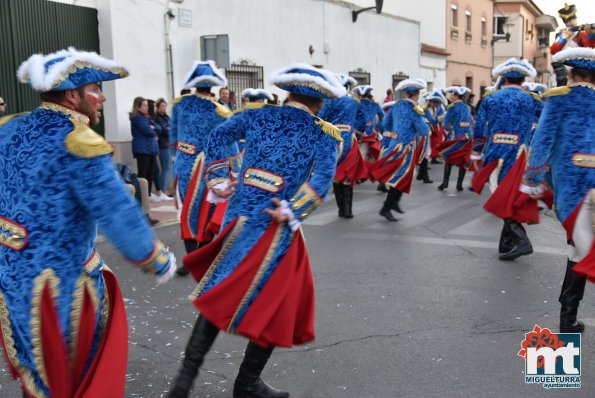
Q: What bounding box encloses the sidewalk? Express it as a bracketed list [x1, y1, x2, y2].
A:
[148, 197, 179, 226]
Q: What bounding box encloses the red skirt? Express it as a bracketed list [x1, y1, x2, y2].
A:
[361, 134, 381, 161]
[185, 219, 315, 348]
[414, 136, 428, 165]
[438, 137, 471, 168]
[335, 136, 369, 186]
[366, 145, 415, 193]
[565, 198, 595, 283]
[472, 151, 539, 224]
[430, 126, 445, 158]
[2, 270, 129, 398]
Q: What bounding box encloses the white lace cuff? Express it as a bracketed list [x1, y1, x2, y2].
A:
[470, 153, 483, 161]
[207, 180, 231, 203]
[519, 183, 544, 196]
[280, 199, 300, 232]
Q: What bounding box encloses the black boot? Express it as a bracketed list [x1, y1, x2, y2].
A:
[498, 220, 515, 254]
[379, 189, 398, 222]
[333, 183, 345, 217]
[169, 316, 220, 397]
[499, 220, 533, 261]
[390, 189, 404, 214]
[377, 183, 388, 193]
[233, 342, 289, 398]
[430, 158, 442, 164]
[417, 159, 433, 183]
[559, 259, 587, 333]
[343, 186, 354, 219]
[456, 167, 466, 191]
[177, 239, 200, 276]
[437, 164, 451, 191]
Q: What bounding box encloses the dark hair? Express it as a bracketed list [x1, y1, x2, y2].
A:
[269, 93, 279, 105]
[39, 87, 84, 104]
[156, 97, 167, 109]
[180, 88, 191, 95]
[219, 87, 229, 94]
[572, 67, 595, 83]
[406, 90, 419, 98]
[505, 77, 525, 85]
[147, 99, 156, 118]
[288, 93, 323, 109]
[196, 87, 211, 95]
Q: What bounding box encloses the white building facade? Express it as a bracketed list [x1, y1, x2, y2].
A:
[48, 0, 422, 164]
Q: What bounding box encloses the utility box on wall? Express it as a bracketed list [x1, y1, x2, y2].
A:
[200, 34, 229, 68]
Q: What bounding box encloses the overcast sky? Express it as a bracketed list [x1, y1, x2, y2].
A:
[532, 0, 595, 27]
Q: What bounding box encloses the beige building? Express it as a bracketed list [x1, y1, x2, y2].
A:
[493, 0, 558, 86]
[446, 0, 494, 98]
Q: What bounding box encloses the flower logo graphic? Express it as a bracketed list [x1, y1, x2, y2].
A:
[518, 325, 566, 369]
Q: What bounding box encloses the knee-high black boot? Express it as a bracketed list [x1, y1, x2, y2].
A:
[169, 316, 220, 397]
[456, 167, 466, 191]
[233, 342, 289, 398]
[176, 239, 200, 276]
[379, 188, 398, 222]
[559, 259, 587, 333]
[390, 189, 404, 214]
[437, 164, 452, 190]
[344, 186, 354, 219]
[499, 220, 533, 261]
[498, 220, 515, 254]
[417, 159, 433, 183]
[333, 182, 345, 217]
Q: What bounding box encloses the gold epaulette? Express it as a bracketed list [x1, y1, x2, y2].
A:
[173, 94, 192, 105]
[482, 90, 496, 98]
[64, 118, 113, 158]
[446, 102, 456, 109]
[315, 118, 343, 142]
[544, 86, 571, 99]
[529, 92, 542, 101]
[414, 105, 425, 115]
[213, 101, 233, 118]
[0, 112, 29, 128]
[234, 102, 269, 114]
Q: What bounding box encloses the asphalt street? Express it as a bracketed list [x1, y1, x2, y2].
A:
[1, 165, 594, 398]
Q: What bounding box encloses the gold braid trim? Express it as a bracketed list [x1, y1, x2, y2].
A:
[188, 217, 247, 300]
[173, 94, 193, 105]
[31, 269, 60, 391]
[315, 118, 343, 142]
[227, 224, 285, 332]
[69, 274, 100, 363]
[213, 101, 233, 118]
[0, 112, 29, 128]
[0, 291, 47, 397]
[49, 61, 128, 90]
[99, 271, 111, 335]
[64, 118, 113, 158]
[544, 86, 571, 98]
[186, 153, 206, 238]
[40, 102, 89, 125]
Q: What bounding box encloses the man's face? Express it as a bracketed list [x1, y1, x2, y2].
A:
[75, 83, 106, 125]
[220, 89, 230, 102]
[0, 97, 5, 115]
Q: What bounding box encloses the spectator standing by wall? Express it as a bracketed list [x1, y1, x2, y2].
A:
[0, 96, 5, 116]
[130, 97, 160, 200]
[218, 87, 231, 109]
[155, 97, 173, 194]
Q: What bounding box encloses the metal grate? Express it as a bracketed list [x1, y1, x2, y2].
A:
[349, 70, 371, 86]
[225, 63, 264, 109]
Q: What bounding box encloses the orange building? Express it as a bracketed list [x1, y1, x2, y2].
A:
[446, 0, 494, 98]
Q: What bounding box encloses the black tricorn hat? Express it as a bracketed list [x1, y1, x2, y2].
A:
[558, 3, 577, 24]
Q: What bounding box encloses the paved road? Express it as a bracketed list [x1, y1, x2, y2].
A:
[1, 168, 593, 398]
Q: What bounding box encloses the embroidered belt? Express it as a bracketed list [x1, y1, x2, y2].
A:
[572, 153, 595, 169]
[459, 122, 470, 127]
[0, 216, 28, 251]
[84, 251, 102, 273]
[492, 133, 519, 145]
[383, 132, 399, 140]
[243, 167, 285, 193]
[177, 141, 196, 155]
[335, 124, 352, 132]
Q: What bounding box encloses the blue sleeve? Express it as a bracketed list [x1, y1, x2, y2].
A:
[70, 154, 157, 263]
[318, 100, 334, 121]
[354, 104, 365, 132]
[414, 113, 430, 138]
[382, 107, 393, 132]
[205, 113, 246, 186]
[472, 99, 489, 153]
[525, 99, 559, 185]
[289, 134, 338, 222]
[132, 115, 157, 138]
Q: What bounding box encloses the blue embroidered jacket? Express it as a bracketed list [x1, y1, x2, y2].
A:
[318, 95, 359, 165]
[425, 105, 445, 129]
[170, 94, 235, 238]
[197, 102, 339, 329]
[525, 83, 595, 224]
[355, 98, 384, 139]
[444, 101, 473, 140]
[381, 99, 429, 153]
[473, 86, 537, 182]
[0, 104, 167, 396]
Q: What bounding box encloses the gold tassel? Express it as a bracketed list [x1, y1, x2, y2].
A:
[315, 118, 343, 142]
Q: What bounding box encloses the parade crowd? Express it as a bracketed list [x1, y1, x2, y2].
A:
[0, 3, 593, 398]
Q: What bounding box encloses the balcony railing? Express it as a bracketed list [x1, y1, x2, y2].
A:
[450, 26, 459, 39]
[465, 31, 472, 43]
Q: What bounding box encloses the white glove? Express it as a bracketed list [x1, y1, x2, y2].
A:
[207, 181, 231, 203]
[470, 153, 483, 161]
[156, 253, 177, 285]
[280, 200, 301, 232]
[519, 183, 544, 196]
